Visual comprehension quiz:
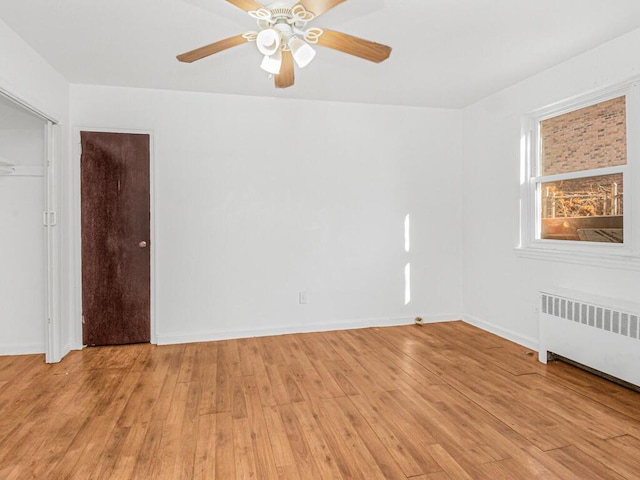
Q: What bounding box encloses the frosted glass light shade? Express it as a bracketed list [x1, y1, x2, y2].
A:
[288, 36, 316, 68]
[260, 49, 282, 74]
[256, 29, 281, 56]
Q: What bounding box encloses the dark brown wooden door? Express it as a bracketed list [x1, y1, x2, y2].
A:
[81, 132, 150, 346]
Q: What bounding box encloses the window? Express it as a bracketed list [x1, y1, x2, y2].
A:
[518, 80, 640, 269]
[539, 96, 625, 243]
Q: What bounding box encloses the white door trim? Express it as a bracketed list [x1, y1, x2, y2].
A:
[44, 121, 62, 363]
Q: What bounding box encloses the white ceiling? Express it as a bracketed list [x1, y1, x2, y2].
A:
[2, 0, 640, 108]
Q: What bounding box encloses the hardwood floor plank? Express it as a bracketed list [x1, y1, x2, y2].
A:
[149, 370, 180, 422]
[214, 412, 236, 479]
[174, 383, 201, 479]
[165, 380, 190, 425]
[108, 422, 149, 479]
[225, 340, 243, 378]
[233, 417, 259, 479]
[265, 364, 292, 405]
[255, 372, 279, 407]
[514, 373, 632, 440]
[242, 376, 281, 478]
[525, 445, 627, 480]
[412, 473, 452, 480]
[177, 343, 199, 383]
[322, 360, 360, 396]
[348, 394, 426, 477]
[215, 344, 232, 413]
[258, 336, 288, 366]
[332, 396, 408, 479]
[278, 403, 325, 479]
[309, 359, 347, 398]
[298, 332, 340, 362]
[276, 464, 302, 479]
[46, 416, 109, 479]
[279, 334, 314, 368]
[230, 376, 248, 419]
[0, 354, 41, 381]
[543, 361, 640, 421]
[278, 364, 306, 403]
[193, 414, 217, 480]
[198, 362, 218, 416]
[263, 405, 298, 467]
[130, 420, 165, 479]
[388, 384, 518, 459]
[427, 444, 474, 479]
[1, 322, 640, 479]
[152, 423, 182, 479]
[572, 434, 640, 479]
[289, 401, 347, 479]
[88, 426, 131, 479]
[318, 397, 391, 479]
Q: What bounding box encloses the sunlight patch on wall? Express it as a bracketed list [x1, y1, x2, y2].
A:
[404, 214, 411, 253]
[404, 263, 411, 305]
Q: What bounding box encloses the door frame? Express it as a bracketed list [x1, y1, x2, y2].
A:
[72, 127, 157, 348]
[0, 86, 61, 363]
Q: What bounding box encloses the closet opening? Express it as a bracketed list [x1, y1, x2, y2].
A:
[0, 91, 59, 363]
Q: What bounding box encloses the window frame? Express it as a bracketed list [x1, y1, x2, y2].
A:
[517, 79, 640, 270]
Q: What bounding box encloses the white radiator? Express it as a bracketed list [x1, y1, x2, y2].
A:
[538, 288, 640, 388]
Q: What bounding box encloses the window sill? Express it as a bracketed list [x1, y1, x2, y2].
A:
[514, 245, 640, 271]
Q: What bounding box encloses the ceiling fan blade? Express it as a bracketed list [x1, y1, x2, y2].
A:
[275, 50, 295, 88]
[225, 0, 264, 12]
[295, 0, 346, 17]
[316, 29, 391, 63]
[177, 34, 249, 63]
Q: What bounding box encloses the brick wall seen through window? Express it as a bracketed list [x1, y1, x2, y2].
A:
[538, 96, 626, 243]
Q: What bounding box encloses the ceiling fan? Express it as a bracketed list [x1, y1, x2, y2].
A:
[177, 0, 392, 88]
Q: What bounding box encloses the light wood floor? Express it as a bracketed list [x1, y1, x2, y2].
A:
[2, 322, 640, 479]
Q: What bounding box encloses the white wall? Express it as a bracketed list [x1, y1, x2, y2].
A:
[0, 18, 68, 121]
[70, 85, 463, 345]
[0, 18, 69, 357]
[461, 28, 640, 347]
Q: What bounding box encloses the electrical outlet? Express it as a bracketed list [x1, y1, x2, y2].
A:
[299, 292, 307, 304]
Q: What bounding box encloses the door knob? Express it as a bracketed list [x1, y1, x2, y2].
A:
[138, 241, 147, 248]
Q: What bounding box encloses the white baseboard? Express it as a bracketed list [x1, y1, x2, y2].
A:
[462, 314, 539, 350]
[0, 343, 45, 356]
[60, 343, 74, 358]
[156, 314, 460, 346]
[55, 313, 538, 355]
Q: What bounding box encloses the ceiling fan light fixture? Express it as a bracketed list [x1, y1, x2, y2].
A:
[288, 36, 316, 68]
[260, 49, 283, 75]
[176, 0, 392, 89]
[256, 28, 281, 56]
